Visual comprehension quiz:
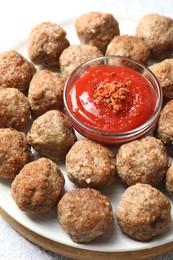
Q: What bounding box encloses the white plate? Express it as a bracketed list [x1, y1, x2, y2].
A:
[0, 13, 173, 253]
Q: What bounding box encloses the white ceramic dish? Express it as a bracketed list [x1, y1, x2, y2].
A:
[0, 13, 173, 254]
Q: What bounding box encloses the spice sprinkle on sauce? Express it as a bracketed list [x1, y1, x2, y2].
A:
[94, 81, 130, 113]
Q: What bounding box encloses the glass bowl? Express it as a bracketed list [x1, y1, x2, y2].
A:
[63, 56, 162, 145]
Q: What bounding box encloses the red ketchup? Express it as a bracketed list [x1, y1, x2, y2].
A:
[68, 65, 156, 133]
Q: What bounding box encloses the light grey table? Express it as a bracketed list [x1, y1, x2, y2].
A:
[0, 0, 173, 259]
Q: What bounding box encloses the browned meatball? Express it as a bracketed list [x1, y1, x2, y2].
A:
[66, 139, 116, 188]
[149, 59, 173, 100]
[27, 110, 77, 161]
[28, 69, 65, 117]
[116, 136, 168, 186]
[0, 88, 30, 130]
[0, 50, 36, 93]
[165, 161, 173, 199]
[105, 35, 150, 65]
[116, 183, 171, 241]
[157, 100, 173, 144]
[136, 13, 173, 60]
[75, 12, 120, 54]
[11, 157, 65, 213]
[59, 44, 102, 77]
[27, 22, 70, 66]
[0, 128, 31, 179]
[57, 188, 113, 243]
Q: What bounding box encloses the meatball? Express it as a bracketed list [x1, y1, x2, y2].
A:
[0, 50, 36, 93]
[28, 69, 65, 117]
[27, 110, 77, 161]
[59, 44, 102, 77]
[105, 35, 150, 65]
[165, 161, 173, 199]
[115, 183, 171, 241]
[0, 128, 31, 179]
[11, 157, 65, 214]
[27, 22, 70, 66]
[116, 136, 168, 186]
[57, 188, 113, 243]
[157, 100, 173, 144]
[136, 13, 173, 60]
[149, 59, 173, 100]
[66, 139, 116, 188]
[0, 88, 30, 130]
[75, 12, 120, 54]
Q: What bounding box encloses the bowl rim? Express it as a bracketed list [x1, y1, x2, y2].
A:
[63, 55, 162, 139]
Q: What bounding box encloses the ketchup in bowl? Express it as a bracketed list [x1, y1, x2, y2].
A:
[64, 56, 162, 145]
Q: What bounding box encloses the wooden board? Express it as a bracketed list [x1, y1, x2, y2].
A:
[0, 207, 173, 260]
